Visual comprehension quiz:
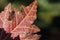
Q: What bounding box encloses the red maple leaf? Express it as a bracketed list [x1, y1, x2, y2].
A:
[0, 0, 40, 40]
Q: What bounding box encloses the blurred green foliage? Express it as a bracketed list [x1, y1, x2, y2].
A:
[0, 0, 9, 12]
[0, 0, 34, 11]
[38, 0, 60, 26]
[11, 0, 34, 8]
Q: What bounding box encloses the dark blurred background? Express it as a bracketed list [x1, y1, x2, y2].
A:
[0, 0, 60, 40]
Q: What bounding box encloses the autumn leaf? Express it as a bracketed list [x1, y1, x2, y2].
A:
[11, 0, 40, 40]
[0, 0, 40, 40]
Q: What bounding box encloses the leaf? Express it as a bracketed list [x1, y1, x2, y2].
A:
[0, 0, 40, 40]
[11, 0, 40, 40]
